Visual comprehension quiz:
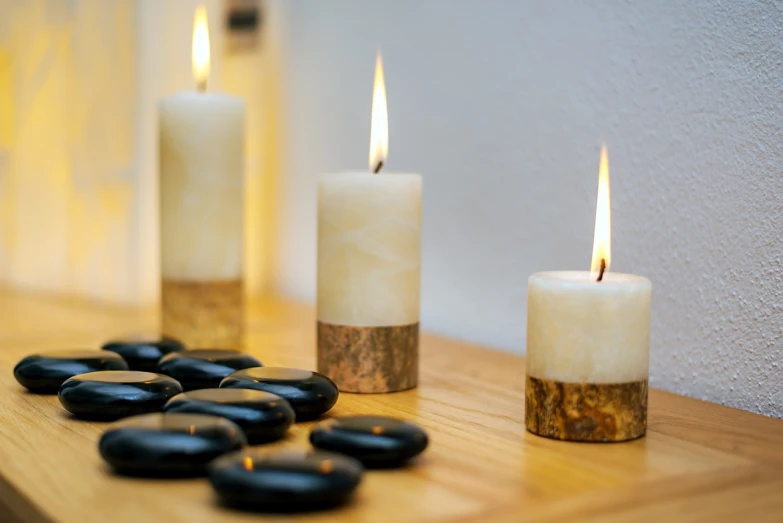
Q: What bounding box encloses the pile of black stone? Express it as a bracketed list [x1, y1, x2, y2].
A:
[13, 337, 429, 512]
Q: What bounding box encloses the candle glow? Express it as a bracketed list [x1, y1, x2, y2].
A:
[590, 144, 611, 280]
[192, 5, 210, 90]
[368, 51, 388, 172]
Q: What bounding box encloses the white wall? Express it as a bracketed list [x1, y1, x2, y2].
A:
[270, 1, 783, 417]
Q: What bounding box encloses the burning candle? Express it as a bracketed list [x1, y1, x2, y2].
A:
[159, 6, 245, 349]
[317, 52, 422, 394]
[525, 146, 652, 442]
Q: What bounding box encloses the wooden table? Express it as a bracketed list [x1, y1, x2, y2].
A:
[1, 290, 782, 523]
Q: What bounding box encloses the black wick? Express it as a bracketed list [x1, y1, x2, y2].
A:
[596, 258, 606, 282]
[373, 161, 384, 174]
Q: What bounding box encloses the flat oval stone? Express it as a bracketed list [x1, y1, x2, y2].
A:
[209, 449, 363, 510]
[164, 388, 295, 444]
[59, 371, 183, 420]
[101, 335, 185, 372]
[220, 367, 338, 421]
[310, 416, 429, 468]
[100, 413, 246, 477]
[14, 350, 129, 394]
[157, 349, 262, 391]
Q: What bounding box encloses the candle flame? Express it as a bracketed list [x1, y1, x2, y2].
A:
[590, 145, 611, 279]
[369, 51, 388, 172]
[192, 5, 210, 91]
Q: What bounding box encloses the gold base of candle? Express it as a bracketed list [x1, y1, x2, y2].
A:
[525, 375, 647, 442]
[317, 321, 418, 393]
[161, 278, 244, 350]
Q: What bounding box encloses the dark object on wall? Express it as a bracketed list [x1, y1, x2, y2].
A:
[225, 0, 263, 52]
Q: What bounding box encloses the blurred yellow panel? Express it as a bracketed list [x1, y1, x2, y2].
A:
[0, 48, 12, 148]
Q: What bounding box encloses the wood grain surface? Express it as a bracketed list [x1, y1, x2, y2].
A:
[0, 289, 781, 522]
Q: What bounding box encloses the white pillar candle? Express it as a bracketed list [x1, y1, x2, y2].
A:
[317, 172, 422, 326]
[159, 6, 245, 349]
[526, 271, 651, 383]
[316, 53, 422, 393]
[525, 146, 652, 442]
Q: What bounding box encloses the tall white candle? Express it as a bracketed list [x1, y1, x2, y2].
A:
[159, 93, 244, 281]
[316, 53, 422, 393]
[159, 6, 245, 349]
[525, 146, 652, 442]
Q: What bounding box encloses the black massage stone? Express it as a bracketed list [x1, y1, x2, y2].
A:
[209, 449, 363, 510]
[101, 335, 185, 372]
[310, 416, 429, 467]
[13, 350, 129, 394]
[58, 370, 183, 420]
[164, 388, 295, 444]
[99, 413, 246, 477]
[220, 367, 339, 421]
[157, 349, 262, 391]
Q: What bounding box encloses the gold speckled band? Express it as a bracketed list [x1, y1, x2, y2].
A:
[525, 375, 648, 442]
[317, 322, 419, 393]
[161, 278, 244, 350]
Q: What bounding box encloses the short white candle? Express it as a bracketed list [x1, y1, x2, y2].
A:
[316, 52, 421, 393]
[526, 271, 651, 384]
[525, 145, 652, 442]
[159, 6, 245, 349]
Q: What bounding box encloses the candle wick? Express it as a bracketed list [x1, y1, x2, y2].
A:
[197, 79, 207, 93]
[373, 161, 384, 174]
[596, 258, 606, 282]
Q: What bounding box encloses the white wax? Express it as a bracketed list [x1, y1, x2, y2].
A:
[526, 271, 652, 383]
[317, 171, 422, 327]
[159, 92, 245, 280]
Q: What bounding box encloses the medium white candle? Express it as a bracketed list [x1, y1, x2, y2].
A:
[159, 6, 245, 349]
[525, 145, 652, 442]
[317, 171, 422, 327]
[317, 52, 421, 393]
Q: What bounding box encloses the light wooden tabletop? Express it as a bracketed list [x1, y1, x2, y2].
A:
[1, 290, 782, 523]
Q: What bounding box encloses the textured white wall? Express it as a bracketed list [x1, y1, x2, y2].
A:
[270, 1, 783, 417]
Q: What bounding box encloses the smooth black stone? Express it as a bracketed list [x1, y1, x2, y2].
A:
[157, 349, 262, 391]
[13, 350, 129, 394]
[100, 413, 246, 477]
[59, 371, 183, 420]
[101, 335, 185, 372]
[164, 388, 295, 444]
[220, 367, 339, 421]
[209, 449, 363, 510]
[310, 416, 429, 468]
